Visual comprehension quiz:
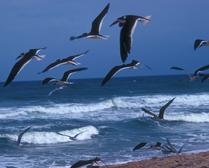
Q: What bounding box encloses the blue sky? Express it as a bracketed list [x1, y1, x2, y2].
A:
[0, 0, 209, 81]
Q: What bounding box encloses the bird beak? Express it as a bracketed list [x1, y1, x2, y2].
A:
[110, 20, 119, 27]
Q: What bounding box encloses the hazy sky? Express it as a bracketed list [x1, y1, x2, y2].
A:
[0, 0, 209, 82]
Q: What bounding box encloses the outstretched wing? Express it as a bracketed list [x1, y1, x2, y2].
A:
[133, 142, 147, 151]
[159, 98, 175, 119]
[101, 65, 127, 86]
[17, 126, 31, 145]
[194, 64, 209, 76]
[4, 57, 31, 87]
[61, 67, 88, 81]
[201, 75, 209, 83]
[141, 107, 158, 118]
[170, 66, 184, 71]
[67, 50, 89, 61]
[41, 60, 61, 73]
[194, 39, 207, 50]
[120, 25, 131, 63]
[42, 77, 57, 85]
[91, 3, 110, 34]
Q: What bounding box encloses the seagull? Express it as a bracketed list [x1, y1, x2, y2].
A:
[70, 3, 110, 41]
[17, 126, 31, 146]
[71, 157, 101, 168]
[133, 142, 147, 151]
[40, 50, 89, 73]
[56, 131, 84, 141]
[194, 39, 209, 50]
[101, 60, 140, 86]
[110, 15, 151, 62]
[4, 47, 46, 87]
[141, 97, 176, 120]
[42, 67, 88, 85]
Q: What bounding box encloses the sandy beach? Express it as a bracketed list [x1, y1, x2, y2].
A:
[104, 151, 209, 168]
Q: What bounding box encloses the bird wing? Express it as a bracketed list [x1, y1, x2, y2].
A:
[141, 107, 158, 118]
[101, 65, 128, 86]
[159, 97, 175, 119]
[90, 3, 110, 34]
[170, 66, 185, 71]
[61, 67, 88, 81]
[42, 77, 57, 85]
[194, 64, 209, 75]
[133, 142, 147, 151]
[71, 160, 92, 168]
[120, 25, 131, 63]
[194, 39, 207, 50]
[67, 50, 89, 61]
[17, 126, 31, 145]
[201, 75, 209, 83]
[4, 56, 32, 87]
[41, 61, 61, 73]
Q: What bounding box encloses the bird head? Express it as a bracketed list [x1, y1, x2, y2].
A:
[110, 16, 126, 27]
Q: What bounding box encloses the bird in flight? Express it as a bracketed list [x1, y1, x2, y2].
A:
[4, 47, 46, 87]
[70, 3, 110, 41]
[101, 60, 140, 86]
[141, 97, 176, 120]
[110, 15, 151, 62]
[40, 50, 89, 73]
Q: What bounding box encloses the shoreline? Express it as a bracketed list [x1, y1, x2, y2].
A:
[102, 151, 209, 168]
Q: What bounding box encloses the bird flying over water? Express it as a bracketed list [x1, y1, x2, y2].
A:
[40, 50, 89, 73]
[141, 97, 176, 120]
[4, 47, 46, 87]
[110, 15, 151, 62]
[71, 157, 101, 168]
[42, 67, 88, 85]
[101, 60, 140, 86]
[70, 3, 110, 40]
[194, 39, 209, 50]
[17, 126, 31, 146]
[56, 131, 84, 141]
[170, 66, 185, 71]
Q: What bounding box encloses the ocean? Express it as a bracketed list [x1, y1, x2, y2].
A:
[0, 75, 209, 168]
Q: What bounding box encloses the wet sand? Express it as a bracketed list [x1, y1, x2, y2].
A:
[103, 151, 209, 168]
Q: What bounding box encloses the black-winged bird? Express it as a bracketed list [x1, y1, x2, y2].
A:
[110, 15, 151, 62]
[141, 97, 176, 120]
[101, 60, 140, 86]
[4, 48, 46, 87]
[70, 3, 110, 40]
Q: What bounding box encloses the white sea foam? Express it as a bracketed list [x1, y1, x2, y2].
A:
[1, 125, 98, 144]
[0, 94, 209, 122]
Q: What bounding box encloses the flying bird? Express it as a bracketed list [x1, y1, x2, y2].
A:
[141, 97, 176, 120]
[133, 142, 147, 151]
[17, 126, 31, 146]
[56, 131, 84, 141]
[71, 157, 101, 168]
[42, 67, 88, 85]
[4, 47, 46, 87]
[70, 3, 110, 40]
[170, 66, 185, 71]
[101, 60, 140, 86]
[110, 15, 151, 62]
[40, 50, 89, 73]
[194, 39, 209, 50]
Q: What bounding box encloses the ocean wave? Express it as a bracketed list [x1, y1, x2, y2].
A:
[0, 126, 98, 144]
[0, 94, 209, 122]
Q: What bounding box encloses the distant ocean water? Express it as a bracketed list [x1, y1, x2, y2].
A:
[1, 75, 209, 168]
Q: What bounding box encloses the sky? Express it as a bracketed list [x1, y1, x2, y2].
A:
[0, 0, 209, 82]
